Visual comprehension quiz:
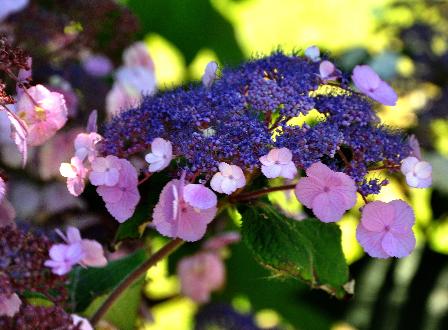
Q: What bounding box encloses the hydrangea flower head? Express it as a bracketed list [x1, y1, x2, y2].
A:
[211, 163, 246, 195]
[356, 200, 416, 258]
[60, 157, 89, 196]
[401, 156, 432, 188]
[144, 138, 173, 172]
[177, 252, 225, 303]
[16, 84, 68, 146]
[259, 148, 297, 179]
[351, 65, 398, 106]
[202, 61, 219, 88]
[153, 178, 217, 241]
[295, 162, 357, 222]
[89, 155, 121, 186]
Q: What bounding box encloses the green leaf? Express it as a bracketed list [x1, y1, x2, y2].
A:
[240, 202, 350, 298]
[22, 291, 54, 307]
[83, 277, 145, 330]
[69, 249, 148, 312]
[114, 172, 171, 244]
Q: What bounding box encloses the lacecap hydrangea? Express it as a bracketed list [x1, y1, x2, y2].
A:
[102, 51, 410, 187]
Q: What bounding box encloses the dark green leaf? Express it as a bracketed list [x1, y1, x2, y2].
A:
[69, 249, 148, 312]
[240, 202, 349, 297]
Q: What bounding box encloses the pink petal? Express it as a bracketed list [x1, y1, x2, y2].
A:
[259, 154, 274, 166]
[261, 164, 283, 179]
[311, 192, 346, 222]
[218, 162, 233, 176]
[66, 227, 82, 244]
[295, 177, 323, 208]
[352, 65, 381, 92]
[81, 240, 107, 267]
[331, 173, 357, 209]
[381, 231, 415, 258]
[370, 81, 398, 106]
[277, 148, 293, 163]
[210, 173, 224, 193]
[174, 205, 216, 241]
[280, 162, 297, 179]
[221, 177, 238, 195]
[151, 138, 172, 157]
[104, 201, 136, 223]
[401, 157, 419, 175]
[305, 162, 335, 185]
[319, 60, 336, 79]
[415, 161, 432, 179]
[356, 223, 389, 258]
[184, 184, 217, 210]
[389, 200, 415, 233]
[86, 110, 98, 133]
[360, 201, 395, 232]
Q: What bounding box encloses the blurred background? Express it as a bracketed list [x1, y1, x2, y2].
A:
[2, 0, 448, 329]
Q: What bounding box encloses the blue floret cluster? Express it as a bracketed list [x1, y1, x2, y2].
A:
[101, 51, 410, 195]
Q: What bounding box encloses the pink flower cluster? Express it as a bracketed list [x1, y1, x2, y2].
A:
[45, 227, 107, 275]
[106, 42, 156, 118]
[59, 113, 140, 222]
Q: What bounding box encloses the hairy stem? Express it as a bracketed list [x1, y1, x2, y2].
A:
[232, 183, 297, 202]
[90, 238, 184, 326]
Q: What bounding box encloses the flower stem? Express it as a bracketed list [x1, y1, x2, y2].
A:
[90, 238, 184, 326]
[232, 184, 297, 202]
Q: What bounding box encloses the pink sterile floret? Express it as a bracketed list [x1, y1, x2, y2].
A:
[144, 138, 173, 172]
[74, 132, 102, 162]
[356, 200, 416, 258]
[44, 243, 84, 275]
[319, 60, 338, 82]
[59, 156, 89, 196]
[89, 155, 121, 187]
[153, 179, 217, 242]
[295, 162, 357, 222]
[0, 293, 21, 317]
[96, 158, 140, 223]
[401, 156, 432, 189]
[177, 252, 225, 303]
[210, 162, 246, 195]
[16, 84, 68, 146]
[351, 65, 398, 106]
[58, 226, 108, 268]
[202, 61, 219, 88]
[259, 147, 297, 179]
[304, 45, 321, 62]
